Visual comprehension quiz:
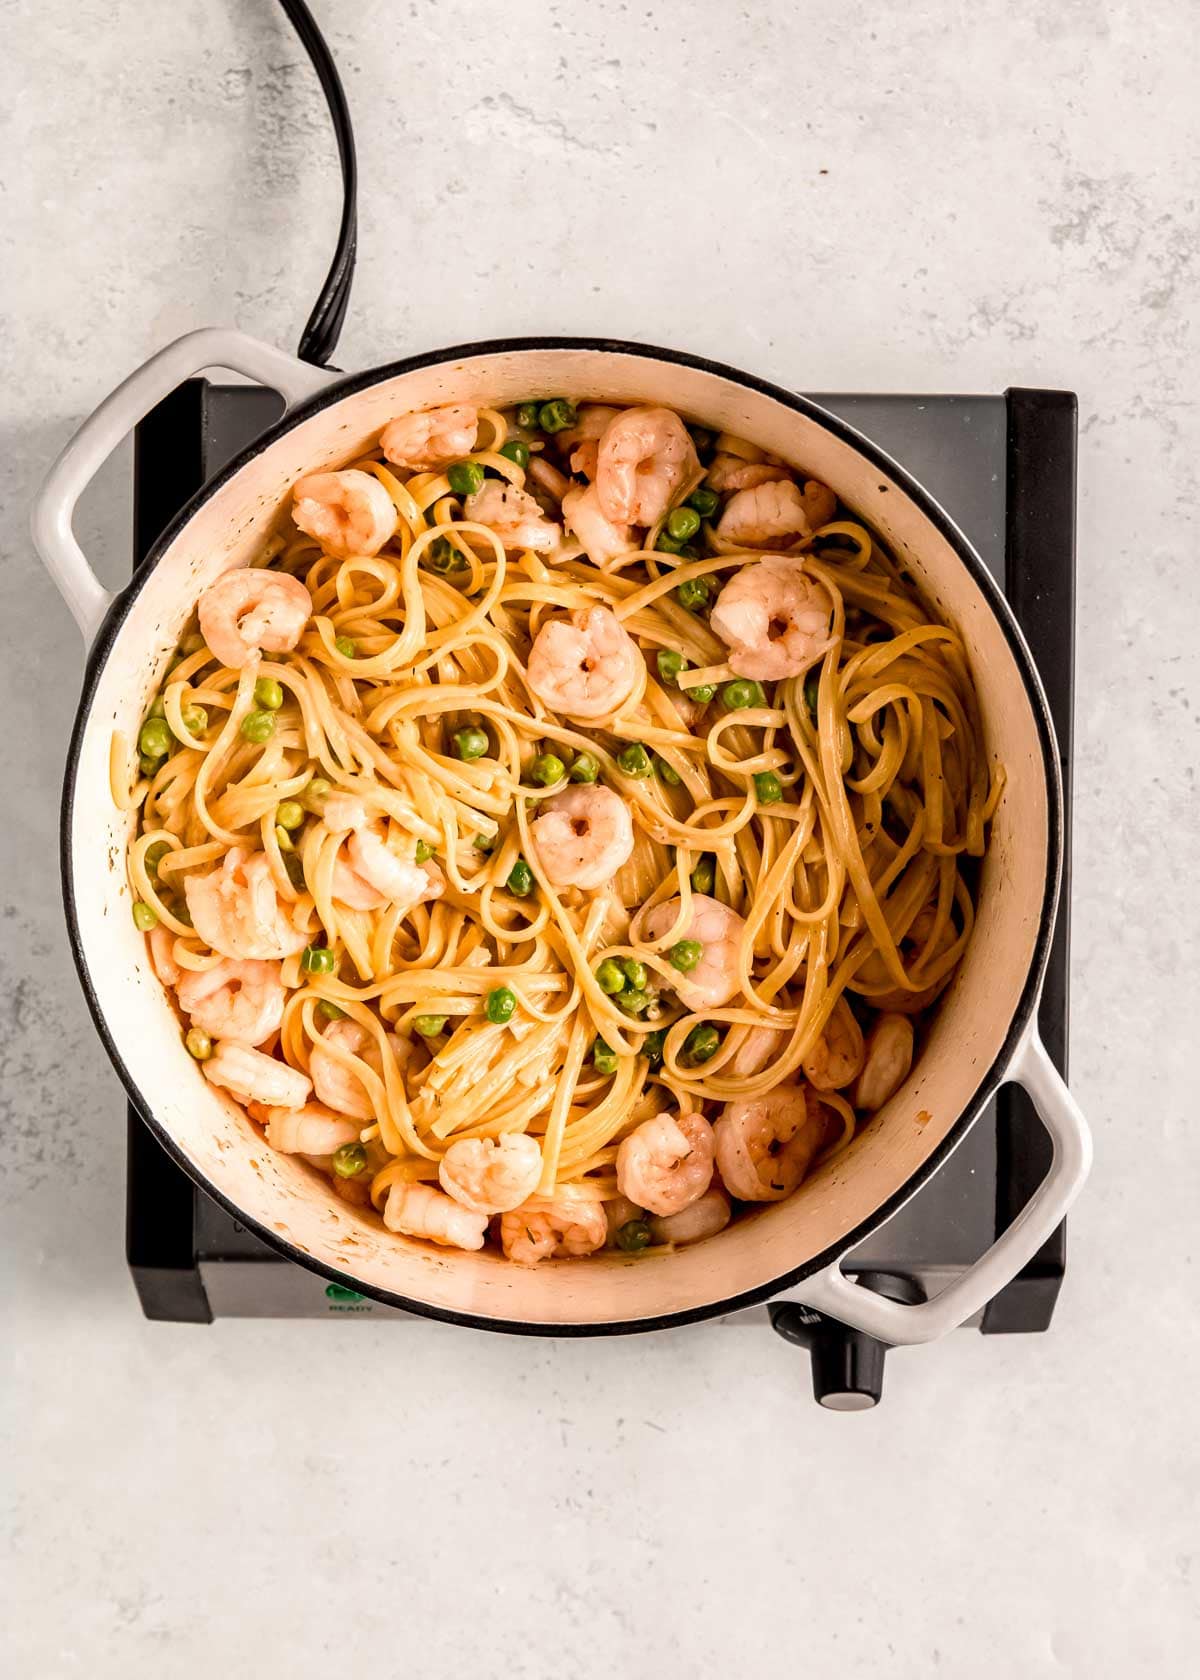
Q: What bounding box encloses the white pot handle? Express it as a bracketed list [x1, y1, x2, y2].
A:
[30, 327, 341, 646]
[792, 1019, 1092, 1345]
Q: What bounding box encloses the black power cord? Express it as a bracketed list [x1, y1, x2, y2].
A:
[276, 0, 357, 366]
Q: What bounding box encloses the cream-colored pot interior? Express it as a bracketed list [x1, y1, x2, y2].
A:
[67, 348, 1051, 1328]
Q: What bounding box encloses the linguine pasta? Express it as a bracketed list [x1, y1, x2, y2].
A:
[120, 396, 1002, 1264]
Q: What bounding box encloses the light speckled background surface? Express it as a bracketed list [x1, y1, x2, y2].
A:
[2, 2, 1198, 1675]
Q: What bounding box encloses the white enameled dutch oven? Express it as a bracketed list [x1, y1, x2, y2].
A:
[33, 329, 1092, 1341]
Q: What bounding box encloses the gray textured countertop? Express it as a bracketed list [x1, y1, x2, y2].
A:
[2, 3, 1197, 1675]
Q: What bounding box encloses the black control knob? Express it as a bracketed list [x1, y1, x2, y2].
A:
[769, 1271, 925, 1410]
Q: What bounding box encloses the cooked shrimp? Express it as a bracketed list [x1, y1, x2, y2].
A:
[322, 792, 368, 833]
[438, 1133, 543, 1215]
[323, 796, 445, 910]
[175, 958, 285, 1048]
[853, 1013, 915, 1112]
[330, 861, 386, 911]
[383, 1182, 488, 1251]
[184, 848, 308, 961]
[649, 1187, 731, 1246]
[332, 1172, 373, 1207]
[310, 1018, 376, 1121]
[715, 479, 837, 551]
[710, 555, 833, 680]
[604, 1194, 645, 1242]
[526, 606, 641, 719]
[527, 455, 572, 504]
[641, 893, 746, 1010]
[264, 1103, 361, 1156]
[344, 828, 445, 910]
[560, 404, 622, 480]
[291, 469, 398, 560]
[499, 1193, 608, 1265]
[595, 406, 699, 527]
[530, 785, 634, 891]
[727, 1023, 788, 1077]
[668, 688, 703, 729]
[706, 454, 794, 494]
[713, 1083, 825, 1202]
[561, 483, 639, 568]
[616, 1110, 715, 1217]
[462, 481, 560, 551]
[197, 568, 312, 670]
[147, 925, 181, 986]
[203, 1041, 312, 1108]
[380, 404, 479, 471]
[802, 997, 865, 1091]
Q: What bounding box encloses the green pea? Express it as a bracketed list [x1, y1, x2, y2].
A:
[616, 1219, 653, 1253]
[335, 635, 357, 659]
[241, 710, 275, 744]
[721, 679, 765, 711]
[415, 839, 433, 863]
[641, 1028, 666, 1067]
[515, 402, 540, 430]
[454, 727, 489, 761]
[593, 1038, 618, 1076]
[274, 824, 294, 851]
[316, 999, 347, 1022]
[139, 753, 160, 778]
[568, 751, 599, 784]
[675, 577, 711, 613]
[754, 771, 784, 805]
[667, 505, 701, 542]
[426, 536, 459, 574]
[529, 752, 565, 787]
[144, 841, 170, 877]
[473, 833, 495, 854]
[655, 529, 685, 555]
[538, 398, 577, 433]
[486, 986, 517, 1024]
[283, 851, 305, 887]
[617, 987, 652, 1016]
[332, 1143, 367, 1180]
[132, 901, 158, 931]
[804, 674, 820, 717]
[688, 683, 717, 704]
[185, 1026, 212, 1061]
[669, 939, 703, 973]
[182, 704, 208, 735]
[690, 856, 715, 893]
[654, 756, 682, 788]
[276, 800, 305, 831]
[498, 439, 530, 469]
[147, 696, 166, 719]
[413, 1014, 448, 1038]
[138, 717, 173, 760]
[620, 957, 647, 991]
[595, 958, 626, 995]
[683, 1023, 720, 1064]
[507, 858, 535, 897]
[301, 945, 336, 974]
[617, 742, 653, 778]
[687, 486, 720, 518]
[448, 460, 485, 496]
[656, 648, 686, 685]
[302, 777, 331, 814]
[254, 676, 283, 711]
